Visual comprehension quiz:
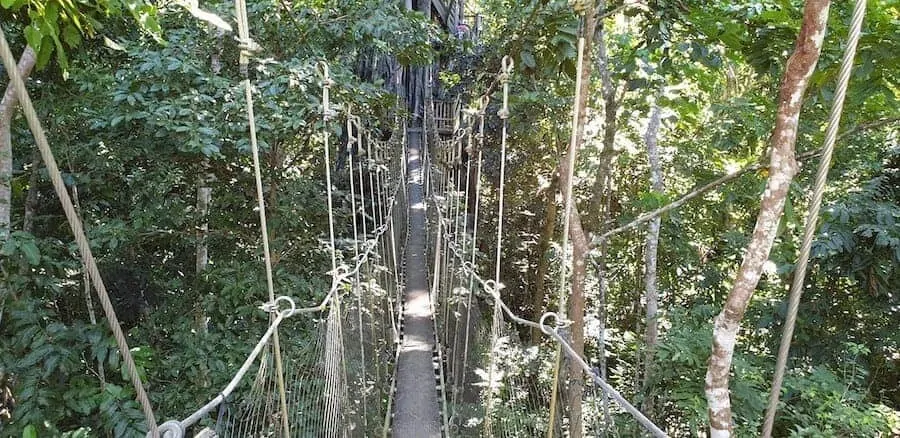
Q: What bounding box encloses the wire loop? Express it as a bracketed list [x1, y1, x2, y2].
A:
[156, 420, 185, 438]
[539, 312, 561, 335]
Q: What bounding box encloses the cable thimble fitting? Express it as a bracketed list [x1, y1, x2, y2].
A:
[539, 312, 570, 336]
[498, 55, 514, 120]
[318, 61, 336, 121]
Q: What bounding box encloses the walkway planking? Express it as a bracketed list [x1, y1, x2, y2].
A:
[391, 128, 442, 437]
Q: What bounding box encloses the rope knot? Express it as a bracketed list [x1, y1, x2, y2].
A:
[501, 55, 515, 75]
[153, 420, 185, 438]
[478, 96, 490, 116]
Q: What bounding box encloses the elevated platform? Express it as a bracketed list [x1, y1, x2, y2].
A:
[391, 128, 442, 437]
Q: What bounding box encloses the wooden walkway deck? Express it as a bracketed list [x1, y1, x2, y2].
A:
[391, 128, 441, 437]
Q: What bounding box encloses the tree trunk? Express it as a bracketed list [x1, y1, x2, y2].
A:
[588, 2, 622, 235]
[196, 164, 211, 281]
[0, 46, 37, 242]
[72, 184, 106, 386]
[560, 7, 598, 437]
[641, 103, 663, 413]
[704, 2, 830, 436]
[530, 175, 558, 344]
[566, 207, 590, 438]
[22, 150, 40, 234]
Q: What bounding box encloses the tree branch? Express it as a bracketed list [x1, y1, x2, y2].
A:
[591, 116, 899, 246]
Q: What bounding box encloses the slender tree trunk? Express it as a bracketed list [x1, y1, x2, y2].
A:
[705, 2, 830, 436]
[72, 184, 106, 385]
[22, 150, 40, 234]
[531, 175, 558, 344]
[641, 103, 664, 413]
[195, 163, 211, 284]
[566, 208, 590, 437]
[0, 46, 37, 242]
[588, 2, 622, 232]
[560, 7, 598, 437]
[584, 2, 622, 428]
[195, 29, 223, 388]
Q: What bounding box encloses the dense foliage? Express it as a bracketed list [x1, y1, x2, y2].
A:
[459, 0, 899, 435]
[1, 0, 435, 435]
[0, 0, 898, 436]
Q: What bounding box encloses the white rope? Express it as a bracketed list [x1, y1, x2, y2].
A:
[457, 96, 488, 412]
[232, 0, 290, 433]
[345, 112, 369, 432]
[450, 114, 475, 410]
[484, 55, 514, 438]
[547, 24, 588, 437]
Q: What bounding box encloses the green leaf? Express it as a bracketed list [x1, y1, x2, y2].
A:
[62, 24, 82, 47]
[0, 0, 16, 8]
[19, 241, 41, 265]
[35, 37, 54, 70]
[22, 425, 37, 438]
[520, 51, 536, 69]
[1, 239, 18, 256]
[24, 25, 43, 54]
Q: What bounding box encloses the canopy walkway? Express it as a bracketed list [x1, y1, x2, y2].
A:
[5, 0, 871, 435]
[0, 32, 668, 432]
[0, 4, 669, 433]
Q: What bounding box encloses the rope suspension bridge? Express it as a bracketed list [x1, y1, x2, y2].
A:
[0, 0, 868, 436]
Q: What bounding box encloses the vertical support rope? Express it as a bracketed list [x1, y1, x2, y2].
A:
[547, 22, 587, 438]
[484, 55, 514, 438]
[318, 62, 339, 289]
[345, 112, 369, 434]
[233, 0, 289, 434]
[318, 62, 346, 437]
[761, 0, 866, 436]
[0, 23, 159, 438]
[451, 117, 474, 410]
[458, 97, 488, 420]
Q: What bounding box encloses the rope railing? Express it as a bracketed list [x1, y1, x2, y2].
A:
[156, 155, 405, 437]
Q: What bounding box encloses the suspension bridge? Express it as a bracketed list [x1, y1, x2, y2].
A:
[0, 0, 669, 432]
[1, 0, 870, 433]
